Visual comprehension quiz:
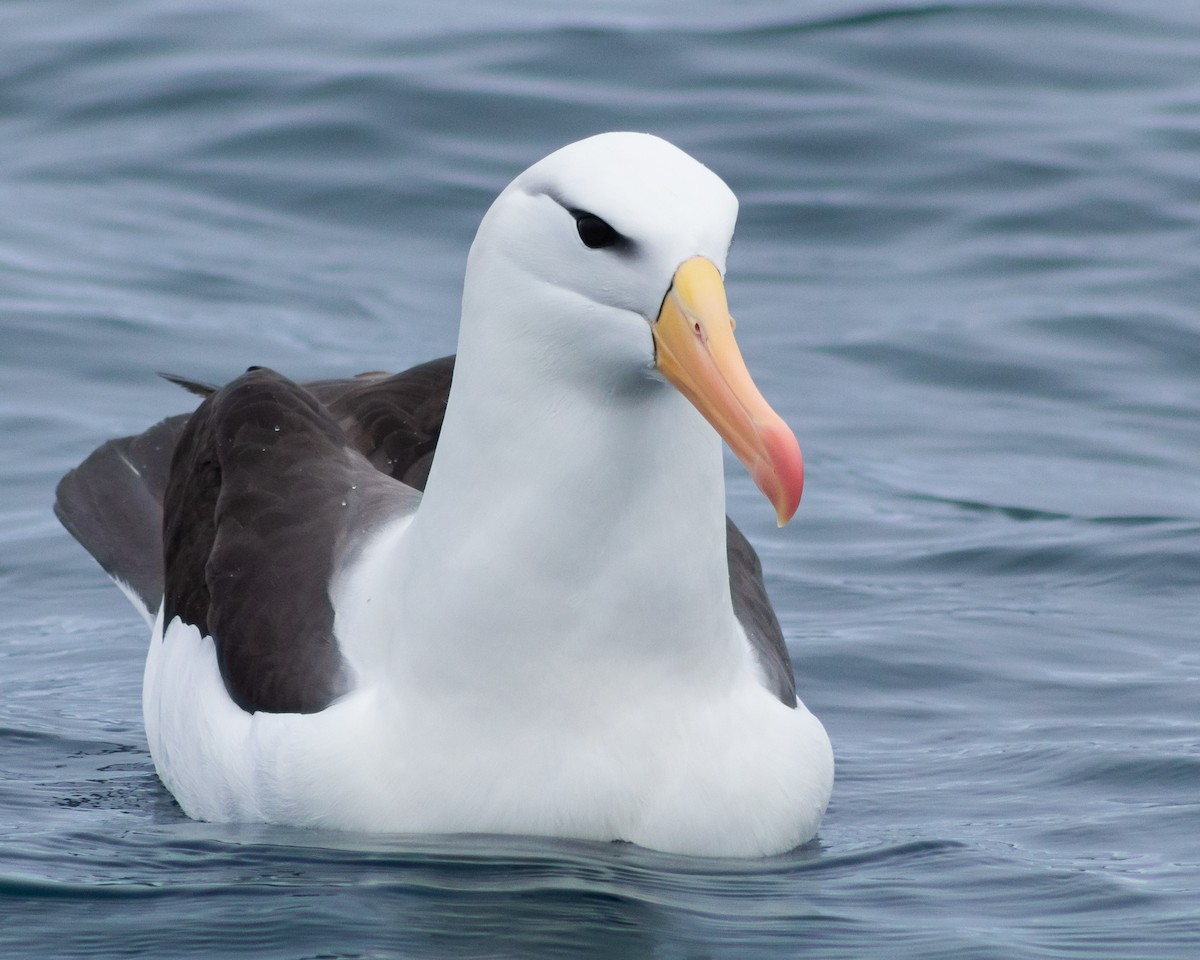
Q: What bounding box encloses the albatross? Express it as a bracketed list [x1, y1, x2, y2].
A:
[55, 132, 833, 857]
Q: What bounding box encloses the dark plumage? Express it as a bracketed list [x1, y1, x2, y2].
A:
[56, 354, 797, 713]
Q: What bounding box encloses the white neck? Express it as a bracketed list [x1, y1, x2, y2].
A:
[385, 249, 745, 708]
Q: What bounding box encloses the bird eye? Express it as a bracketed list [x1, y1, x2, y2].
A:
[570, 209, 623, 250]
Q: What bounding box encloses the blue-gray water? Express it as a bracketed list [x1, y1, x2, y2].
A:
[2, 0, 1198, 956]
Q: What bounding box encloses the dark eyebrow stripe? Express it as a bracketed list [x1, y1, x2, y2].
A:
[548, 197, 636, 255]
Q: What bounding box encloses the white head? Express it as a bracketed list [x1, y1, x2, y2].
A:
[454, 132, 803, 523]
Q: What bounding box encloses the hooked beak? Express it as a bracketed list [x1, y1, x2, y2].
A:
[652, 256, 804, 526]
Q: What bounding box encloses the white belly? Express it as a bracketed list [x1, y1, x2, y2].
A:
[143, 609, 833, 857]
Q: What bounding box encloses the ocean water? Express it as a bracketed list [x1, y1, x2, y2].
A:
[2, 0, 1198, 956]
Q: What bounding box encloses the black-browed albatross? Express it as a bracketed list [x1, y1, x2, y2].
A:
[55, 132, 833, 857]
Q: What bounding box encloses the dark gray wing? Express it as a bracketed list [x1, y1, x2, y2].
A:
[55, 414, 189, 618]
[54, 358, 456, 619]
[726, 518, 797, 706]
[161, 367, 416, 714]
[320, 356, 455, 491]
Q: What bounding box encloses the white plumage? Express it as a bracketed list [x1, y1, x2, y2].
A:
[108, 133, 832, 856]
